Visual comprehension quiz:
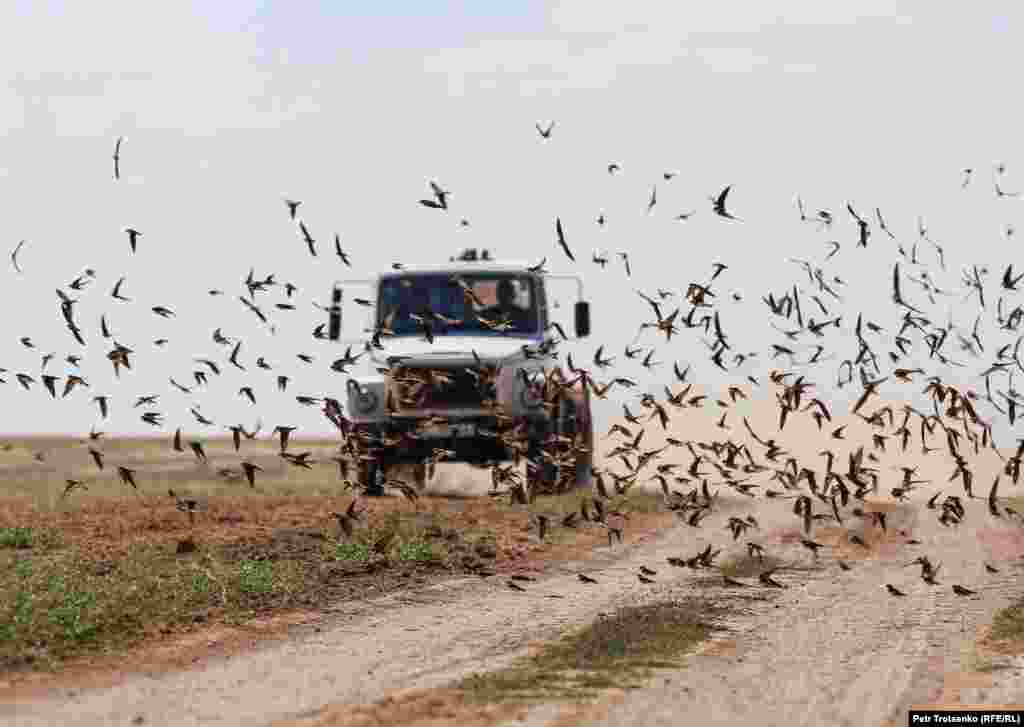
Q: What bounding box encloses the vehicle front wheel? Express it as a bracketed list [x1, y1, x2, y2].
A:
[412, 462, 428, 490]
[526, 436, 557, 501]
[574, 396, 594, 489]
[359, 459, 386, 497]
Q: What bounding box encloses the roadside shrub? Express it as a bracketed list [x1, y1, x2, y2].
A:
[333, 542, 370, 562]
[237, 559, 276, 594]
[0, 527, 33, 548]
[396, 539, 439, 563]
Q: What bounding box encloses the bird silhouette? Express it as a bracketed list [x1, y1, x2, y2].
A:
[112, 136, 123, 180]
[555, 218, 574, 262]
[712, 185, 740, 220]
[241, 461, 262, 488]
[124, 228, 142, 254]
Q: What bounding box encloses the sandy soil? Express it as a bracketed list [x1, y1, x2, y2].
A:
[5, 394, 1024, 726]
[525, 493, 1024, 727]
[2, 492, 682, 727]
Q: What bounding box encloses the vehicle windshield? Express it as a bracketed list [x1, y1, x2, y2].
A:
[377, 273, 541, 337]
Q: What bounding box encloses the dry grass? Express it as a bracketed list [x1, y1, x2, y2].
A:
[718, 553, 784, 578]
[990, 598, 1024, 643]
[271, 689, 529, 727]
[0, 436, 672, 679]
[458, 598, 729, 704]
[960, 638, 997, 674]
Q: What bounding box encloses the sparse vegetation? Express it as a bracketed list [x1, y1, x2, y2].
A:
[718, 553, 781, 578]
[459, 599, 726, 703]
[0, 442, 678, 675]
[332, 542, 371, 562]
[396, 539, 440, 563]
[0, 543, 305, 671]
[0, 526, 36, 549]
[237, 559, 281, 595]
[961, 639, 996, 674]
[991, 599, 1024, 642]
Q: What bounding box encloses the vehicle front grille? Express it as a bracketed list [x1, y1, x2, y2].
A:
[390, 365, 495, 410]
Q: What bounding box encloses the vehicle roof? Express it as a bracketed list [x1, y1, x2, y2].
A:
[379, 262, 538, 276]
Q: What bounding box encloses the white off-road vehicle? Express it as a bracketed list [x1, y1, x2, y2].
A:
[326, 248, 593, 496]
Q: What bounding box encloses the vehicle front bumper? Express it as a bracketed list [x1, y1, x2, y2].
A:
[351, 413, 549, 465]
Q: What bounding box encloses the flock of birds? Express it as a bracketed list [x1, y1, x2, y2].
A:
[4, 125, 1024, 603]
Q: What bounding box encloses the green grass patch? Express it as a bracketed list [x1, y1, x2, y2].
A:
[961, 639, 996, 673]
[991, 599, 1024, 642]
[237, 559, 277, 595]
[0, 527, 34, 548]
[0, 544, 305, 672]
[332, 542, 371, 562]
[459, 599, 725, 704]
[328, 511, 450, 564]
[0, 526, 62, 551]
[395, 539, 440, 563]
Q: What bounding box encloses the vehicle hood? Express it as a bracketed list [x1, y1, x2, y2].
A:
[369, 335, 542, 366]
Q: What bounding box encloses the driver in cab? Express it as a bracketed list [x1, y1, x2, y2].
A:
[481, 279, 531, 331]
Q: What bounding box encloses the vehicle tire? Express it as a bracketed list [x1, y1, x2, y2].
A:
[360, 459, 386, 497]
[412, 462, 428, 490]
[558, 386, 593, 491]
[573, 385, 594, 489]
[526, 428, 557, 502]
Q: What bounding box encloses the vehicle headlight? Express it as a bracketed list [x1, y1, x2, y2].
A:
[348, 380, 380, 414]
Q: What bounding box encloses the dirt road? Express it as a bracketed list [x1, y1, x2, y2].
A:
[551, 490, 1024, 727]
[6, 473, 1024, 727]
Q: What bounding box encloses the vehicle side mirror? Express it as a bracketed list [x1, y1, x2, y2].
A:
[329, 285, 343, 341]
[574, 300, 590, 338]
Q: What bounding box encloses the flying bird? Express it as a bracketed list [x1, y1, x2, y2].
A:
[241, 461, 262, 488]
[419, 181, 449, 210]
[846, 203, 870, 247]
[111, 276, 131, 301]
[112, 136, 123, 180]
[334, 234, 351, 266]
[10, 240, 25, 274]
[555, 218, 574, 261]
[117, 466, 138, 491]
[712, 185, 740, 220]
[299, 221, 316, 257]
[124, 227, 141, 254]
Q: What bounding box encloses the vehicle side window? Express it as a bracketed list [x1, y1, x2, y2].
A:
[514, 277, 531, 309]
[517, 277, 538, 330]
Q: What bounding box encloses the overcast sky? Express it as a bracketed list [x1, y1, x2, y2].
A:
[1, 2, 1022, 440]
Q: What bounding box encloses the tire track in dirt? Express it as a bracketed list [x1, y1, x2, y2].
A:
[6, 480, 1024, 727]
[533, 491, 1024, 727]
[2, 492, 700, 727]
